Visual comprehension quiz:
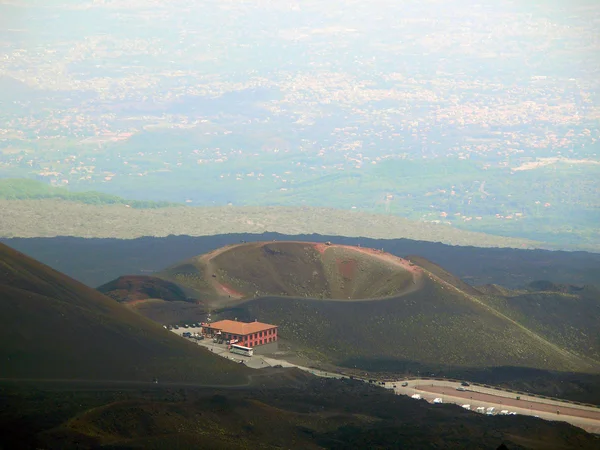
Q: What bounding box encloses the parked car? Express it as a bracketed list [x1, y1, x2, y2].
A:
[401, 382, 408, 387]
[456, 387, 466, 391]
[173, 325, 179, 329]
[461, 381, 470, 386]
[183, 324, 189, 328]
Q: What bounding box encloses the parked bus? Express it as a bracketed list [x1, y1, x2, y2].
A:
[230, 344, 254, 357]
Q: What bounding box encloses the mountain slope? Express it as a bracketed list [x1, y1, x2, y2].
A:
[0, 243, 249, 383]
[97, 275, 190, 303]
[478, 282, 600, 364]
[226, 275, 596, 373]
[3, 378, 599, 450]
[105, 241, 599, 374]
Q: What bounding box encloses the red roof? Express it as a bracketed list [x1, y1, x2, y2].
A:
[204, 320, 277, 336]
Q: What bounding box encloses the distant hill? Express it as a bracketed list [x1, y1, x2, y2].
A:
[97, 275, 206, 325]
[0, 242, 249, 384]
[117, 241, 599, 374]
[98, 275, 190, 303]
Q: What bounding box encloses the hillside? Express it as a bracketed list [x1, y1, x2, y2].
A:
[0, 242, 249, 384]
[478, 282, 600, 364]
[148, 242, 599, 374]
[158, 241, 424, 307]
[225, 277, 597, 374]
[98, 275, 191, 303]
[0, 178, 177, 208]
[3, 378, 598, 450]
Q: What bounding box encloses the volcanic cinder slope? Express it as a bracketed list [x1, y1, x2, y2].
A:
[98, 275, 189, 303]
[0, 242, 249, 384]
[477, 281, 600, 364]
[159, 241, 424, 305]
[154, 241, 600, 374]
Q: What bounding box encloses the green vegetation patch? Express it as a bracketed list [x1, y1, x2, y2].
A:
[0, 178, 178, 208]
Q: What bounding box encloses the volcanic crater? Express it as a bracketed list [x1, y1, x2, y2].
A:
[160, 241, 424, 303]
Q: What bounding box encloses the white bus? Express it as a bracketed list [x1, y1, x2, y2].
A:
[230, 344, 254, 357]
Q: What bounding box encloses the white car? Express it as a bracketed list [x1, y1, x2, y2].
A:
[433, 398, 443, 404]
[411, 394, 422, 400]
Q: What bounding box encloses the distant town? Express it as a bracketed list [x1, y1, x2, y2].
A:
[0, 0, 598, 246]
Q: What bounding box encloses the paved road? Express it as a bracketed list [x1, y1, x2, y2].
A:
[172, 330, 600, 433]
[392, 380, 600, 434]
[416, 384, 600, 420]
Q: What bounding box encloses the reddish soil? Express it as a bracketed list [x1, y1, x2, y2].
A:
[350, 245, 423, 277]
[313, 242, 422, 276]
[337, 258, 358, 280]
[124, 298, 152, 307]
[416, 385, 600, 421]
[313, 243, 330, 254]
[215, 282, 245, 299]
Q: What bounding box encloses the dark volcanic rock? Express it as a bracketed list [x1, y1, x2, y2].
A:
[98, 275, 190, 303]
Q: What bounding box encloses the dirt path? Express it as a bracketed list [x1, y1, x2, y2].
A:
[198, 243, 247, 300]
[423, 269, 599, 372]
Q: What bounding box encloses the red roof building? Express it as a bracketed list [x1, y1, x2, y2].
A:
[202, 320, 278, 348]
